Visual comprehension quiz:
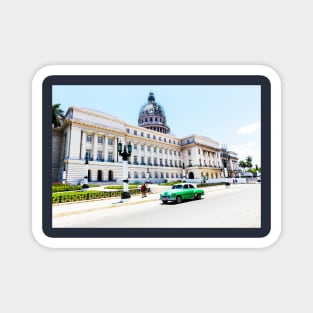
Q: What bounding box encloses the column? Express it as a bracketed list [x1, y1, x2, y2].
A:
[138, 142, 142, 164]
[65, 130, 70, 159]
[93, 133, 98, 161]
[81, 131, 86, 160]
[144, 144, 148, 165]
[104, 135, 108, 161]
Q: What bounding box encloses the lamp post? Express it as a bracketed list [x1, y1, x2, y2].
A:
[82, 153, 89, 189]
[147, 167, 150, 182]
[118, 141, 132, 200]
[62, 164, 66, 185]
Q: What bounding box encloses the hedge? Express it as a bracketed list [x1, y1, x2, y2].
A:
[52, 183, 102, 193]
[52, 188, 149, 204]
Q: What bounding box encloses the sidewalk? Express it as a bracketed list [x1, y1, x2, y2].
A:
[53, 184, 231, 218]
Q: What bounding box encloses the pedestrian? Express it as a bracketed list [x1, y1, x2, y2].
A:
[141, 183, 147, 197]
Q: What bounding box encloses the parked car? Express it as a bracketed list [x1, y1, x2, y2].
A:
[160, 183, 204, 204]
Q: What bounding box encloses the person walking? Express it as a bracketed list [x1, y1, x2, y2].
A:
[141, 183, 147, 197]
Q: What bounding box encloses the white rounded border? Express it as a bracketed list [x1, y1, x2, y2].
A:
[32, 65, 281, 248]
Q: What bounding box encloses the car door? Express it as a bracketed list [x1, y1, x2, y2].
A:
[188, 184, 196, 199]
[182, 184, 191, 200]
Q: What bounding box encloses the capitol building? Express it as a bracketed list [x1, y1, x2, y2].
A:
[52, 92, 239, 184]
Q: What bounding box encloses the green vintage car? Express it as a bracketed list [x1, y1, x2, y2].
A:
[160, 183, 204, 204]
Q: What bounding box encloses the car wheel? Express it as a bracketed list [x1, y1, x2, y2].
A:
[196, 193, 201, 200]
[176, 196, 182, 204]
[162, 200, 168, 204]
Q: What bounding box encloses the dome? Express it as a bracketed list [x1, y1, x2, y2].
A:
[138, 92, 170, 134]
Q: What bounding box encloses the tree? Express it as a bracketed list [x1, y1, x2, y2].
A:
[52, 103, 64, 128]
[245, 156, 253, 169]
[239, 160, 246, 169]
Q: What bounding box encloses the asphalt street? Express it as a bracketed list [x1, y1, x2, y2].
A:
[53, 184, 261, 228]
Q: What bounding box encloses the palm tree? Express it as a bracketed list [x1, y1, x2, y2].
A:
[239, 160, 246, 169]
[52, 103, 64, 128]
[246, 156, 253, 169]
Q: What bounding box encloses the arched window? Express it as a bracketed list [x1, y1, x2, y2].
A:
[97, 170, 103, 181]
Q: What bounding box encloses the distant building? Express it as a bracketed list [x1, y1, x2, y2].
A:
[52, 93, 239, 184]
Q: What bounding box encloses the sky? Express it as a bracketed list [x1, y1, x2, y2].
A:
[53, 85, 261, 166]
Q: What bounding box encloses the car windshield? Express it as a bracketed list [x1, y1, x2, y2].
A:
[172, 184, 183, 189]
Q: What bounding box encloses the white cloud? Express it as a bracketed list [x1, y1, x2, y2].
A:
[237, 122, 260, 135]
[229, 142, 261, 166]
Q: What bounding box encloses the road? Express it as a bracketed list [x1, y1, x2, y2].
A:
[53, 184, 261, 228]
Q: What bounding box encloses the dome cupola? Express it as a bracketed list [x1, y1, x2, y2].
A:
[138, 92, 170, 134]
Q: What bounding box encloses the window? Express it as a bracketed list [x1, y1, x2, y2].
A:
[159, 148, 163, 153]
[174, 151, 176, 156]
[108, 152, 113, 161]
[171, 173, 174, 178]
[164, 138, 166, 142]
[165, 159, 168, 166]
[160, 158, 163, 166]
[179, 161, 181, 167]
[141, 132, 144, 137]
[188, 150, 191, 156]
[133, 155, 138, 164]
[153, 135, 156, 140]
[148, 157, 151, 165]
[108, 138, 113, 145]
[160, 172, 164, 178]
[154, 158, 157, 166]
[166, 172, 169, 178]
[141, 172, 145, 178]
[155, 172, 158, 178]
[133, 144, 137, 150]
[97, 150, 103, 161]
[170, 160, 173, 166]
[141, 156, 145, 165]
[155, 117, 158, 122]
[169, 139, 171, 143]
[165, 149, 168, 154]
[178, 152, 181, 157]
[175, 160, 177, 167]
[85, 150, 92, 160]
[198, 149, 201, 154]
[86, 135, 92, 142]
[147, 134, 150, 138]
[141, 145, 144, 151]
[159, 137, 162, 141]
[154, 147, 157, 153]
[147, 146, 151, 152]
[98, 136, 103, 144]
[134, 130, 137, 135]
[134, 172, 138, 178]
[126, 128, 130, 133]
[169, 150, 172, 155]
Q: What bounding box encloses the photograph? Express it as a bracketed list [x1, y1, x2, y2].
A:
[51, 84, 262, 229]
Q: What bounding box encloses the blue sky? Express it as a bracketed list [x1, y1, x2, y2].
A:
[53, 85, 261, 166]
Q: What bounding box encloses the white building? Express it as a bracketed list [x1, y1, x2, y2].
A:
[52, 93, 239, 184]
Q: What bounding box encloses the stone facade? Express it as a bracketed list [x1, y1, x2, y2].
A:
[52, 104, 239, 185]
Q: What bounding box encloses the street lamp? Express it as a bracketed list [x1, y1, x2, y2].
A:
[147, 167, 150, 181]
[62, 164, 66, 185]
[82, 153, 89, 189]
[182, 163, 186, 181]
[118, 141, 132, 200]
